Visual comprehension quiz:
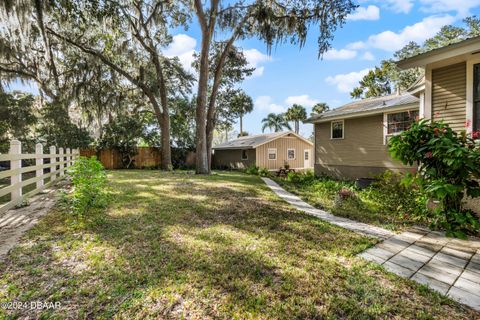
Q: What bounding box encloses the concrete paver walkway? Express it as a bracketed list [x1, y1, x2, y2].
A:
[262, 177, 480, 311]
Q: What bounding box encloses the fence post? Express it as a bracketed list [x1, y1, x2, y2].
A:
[59, 147, 64, 176]
[66, 148, 71, 169]
[50, 146, 57, 182]
[9, 140, 22, 202]
[36, 143, 44, 189]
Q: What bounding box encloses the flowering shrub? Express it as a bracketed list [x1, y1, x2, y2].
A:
[389, 120, 480, 238]
[67, 157, 109, 216]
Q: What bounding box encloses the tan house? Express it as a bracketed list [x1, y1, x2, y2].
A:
[397, 36, 480, 134]
[397, 36, 480, 212]
[305, 93, 419, 179]
[213, 131, 314, 170]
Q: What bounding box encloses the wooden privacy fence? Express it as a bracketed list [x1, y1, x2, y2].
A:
[80, 147, 161, 169]
[0, 140, 79, 214]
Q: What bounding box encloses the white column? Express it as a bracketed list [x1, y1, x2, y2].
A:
[59, 147, 64, 176]
[9, 140, 22, 202]
[50, 146, 57, 182]
[66, 148, 71, 169]
[35, 143, 44, 189]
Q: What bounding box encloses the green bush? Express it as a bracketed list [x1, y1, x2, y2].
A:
[244, 165, 259, 175]
[389, 120, 480, 238]
[286, 170, 316, 184]
[67, 157, 109, 216]
[258, 167, 270, 177]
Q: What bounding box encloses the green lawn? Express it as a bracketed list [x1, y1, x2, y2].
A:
[0, 170, 477, 319]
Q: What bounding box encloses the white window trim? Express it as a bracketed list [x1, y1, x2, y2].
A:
[241, 149, 248, 160]
[267, 148, 277, 160]
[466, 56, 480, 134]
[383, 109, 418, 145]
[331, 120, 344, 139]
[287, 148, 296, 160]
[304, 149, 309, 161]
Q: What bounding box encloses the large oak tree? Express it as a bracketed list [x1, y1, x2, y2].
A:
[184, 0, 357, 173]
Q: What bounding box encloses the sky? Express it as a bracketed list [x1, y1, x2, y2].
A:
[8, 0, 480, 138]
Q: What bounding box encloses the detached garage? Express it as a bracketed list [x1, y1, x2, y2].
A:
[213, 131, 314, 170]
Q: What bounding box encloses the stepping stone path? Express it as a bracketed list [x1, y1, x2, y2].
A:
[262, 177, 480, 312]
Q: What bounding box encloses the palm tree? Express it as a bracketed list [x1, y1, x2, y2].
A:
[231, 91, 253, 135]
[261, 113, 291, 132]
[285, 104, 307, 134]
[311, 102, 330, 116]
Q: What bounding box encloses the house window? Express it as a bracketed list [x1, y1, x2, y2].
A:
[241, 150, 248, 160]
[287, 149, 295, 160]
[267, 148, 277, 160]
[386, 110, 419, 134]
[304, 151, 309, 160]
[331, 120, 344, 139]
[474, 63, 480, 131]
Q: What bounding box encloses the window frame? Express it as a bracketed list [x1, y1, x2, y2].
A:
[287, 148, 296, 160]
[330, 120, 344, 140]
[473, 63, 480, 132]
[241, 149, 248, 160]
[267, 148, 277, 160]
[383, 109, 419, 144]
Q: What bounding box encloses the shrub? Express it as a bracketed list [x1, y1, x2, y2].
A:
[389, 120, 480, 238]
[286, 170, 316, 184]
[258, 167, 270, 177]
[245, 165, 259, 175]
[67, 157, 109, 216]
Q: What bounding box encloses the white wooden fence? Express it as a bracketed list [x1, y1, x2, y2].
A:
[0, 140, 79, 214]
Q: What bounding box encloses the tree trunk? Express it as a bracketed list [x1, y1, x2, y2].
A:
[206, 121, 215, 173]
[240, 115, 243, 134]
[160, 110, 172, 170]
[195, 38, 211, 174]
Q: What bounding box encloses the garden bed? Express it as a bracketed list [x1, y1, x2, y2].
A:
[273, 171, 432, 232]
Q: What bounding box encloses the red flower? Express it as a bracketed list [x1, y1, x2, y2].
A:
[433, 128, 439, 136]
[425, 151, 433, 159]
[473, 131, 480, 139]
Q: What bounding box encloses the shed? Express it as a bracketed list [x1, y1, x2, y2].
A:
[213, 131, 314, 170]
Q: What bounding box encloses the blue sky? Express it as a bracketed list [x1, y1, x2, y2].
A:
[8, 0, 480, 138]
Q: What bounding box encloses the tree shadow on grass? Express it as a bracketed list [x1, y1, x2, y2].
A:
[0, 170, 477, 319]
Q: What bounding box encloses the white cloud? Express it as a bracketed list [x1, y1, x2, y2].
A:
[255, 96, 286, 113]
[419, 0, 480, 17]
[325, 68, 372, 93]
[361, 15, 456, 52]
[383, 0, 414, 14]
[164, 34, 197, 71]
[323, 48, 357, 60]
[346, 41, 367, 50]
[347, 5, 380, 21]
[243, 48, 271, 78]
[284, 95, 319, 107]
[362, 51, 375, 61]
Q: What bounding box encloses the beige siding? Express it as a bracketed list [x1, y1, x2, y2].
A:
[213, 149, 256, 169]
[432, 62, 467, 132]
[255, 135, 313, 170]
[314, 115, 415, 179]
